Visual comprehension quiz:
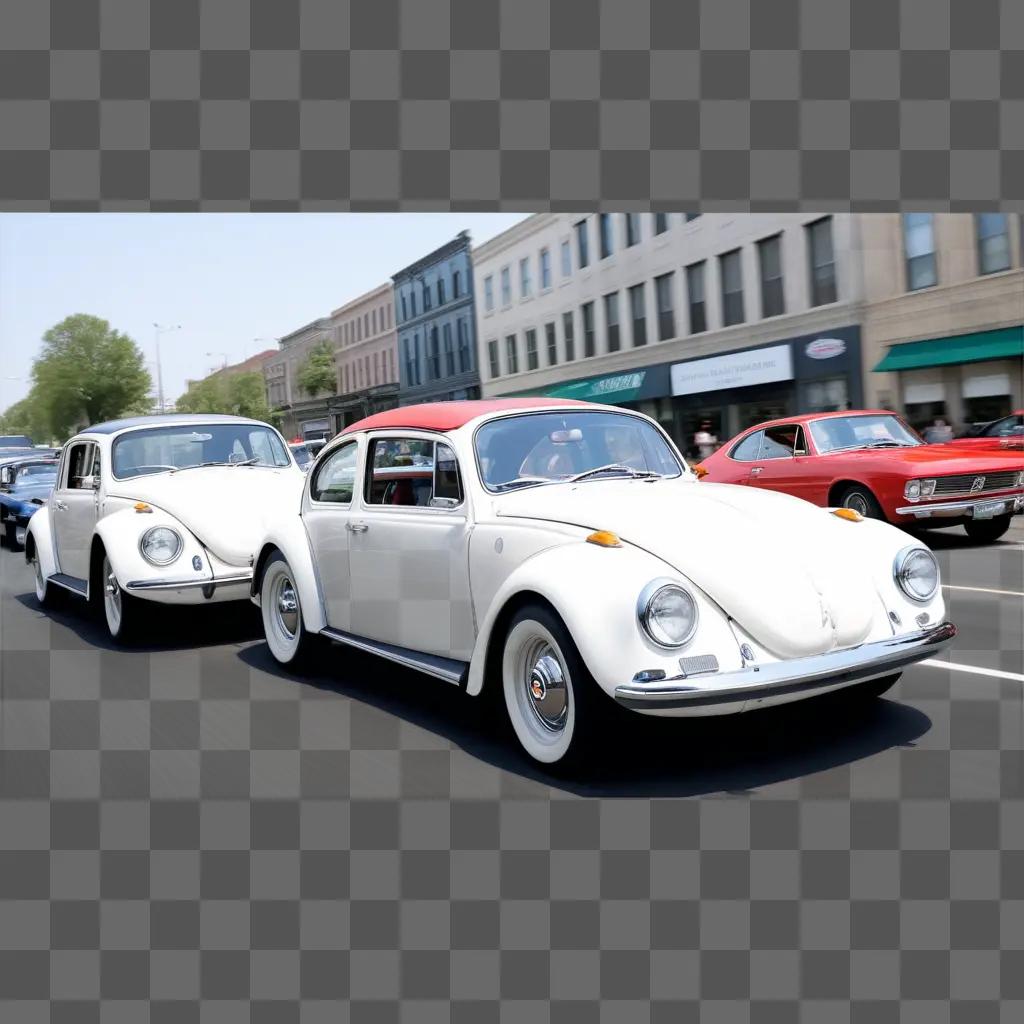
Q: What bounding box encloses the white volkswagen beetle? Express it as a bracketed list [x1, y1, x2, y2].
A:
[26, 414, 304, 641]
[251, 399, 956, 766]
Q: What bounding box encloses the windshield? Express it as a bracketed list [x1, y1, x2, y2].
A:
[809, 414, 922, 454]
[112, 423, 291, 479]
[14, 464, 57, 486]
[475, 411, 684, 492]
[291, 445, 313, 467]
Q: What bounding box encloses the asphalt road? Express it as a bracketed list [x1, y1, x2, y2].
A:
[1, 520, 1021, 800]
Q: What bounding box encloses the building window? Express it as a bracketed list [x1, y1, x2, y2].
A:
[519, 257, 531, 298]
[410, 291, 417, 318]
[560, 239, 572, 278]
[807, 217, 837, 306]
[562, 311, 575, 361]
[903, 213, 937, 291]
[599, 213, 613, 259]
[977, 213, 1011, 275]
[525, 329, 539, 370]
[437, 277, 446, 306]
[457, 318, 471, 373]
[581, 301, 595, 357]
[422, 282, 432, 312]
[629, 283, 647, 346]
[757, 234, 785, 318]
[654, 272, 675, 341]
[443, 323, 455, 376]
[505, 334, 519, 375]
[624, 213, 641, 247]
[452, 270, 461, 299]
[687, 261, 706, 334]
[539, 248, 552, 289]
[500, 266, 512, 306]
[400, 294, 407, 321]
[404, 336, 419, 387]
[654, 213, 670, 235]
[719, 249, 745, 326]
[545, 322, 557, 366]
[604, 292, 621, 352]
[575, 219, 590, 269]
[483, 275, 494, 312]
[428, 327, 440, 380]
[487, 339, 500, 378]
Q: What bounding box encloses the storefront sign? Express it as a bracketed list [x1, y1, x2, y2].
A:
[806, 337, 846, 360]
[547, 370, 647, 402]
[670, 344, 793, 396]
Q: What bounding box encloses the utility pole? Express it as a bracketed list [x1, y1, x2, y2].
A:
[152, 323, 181, 412]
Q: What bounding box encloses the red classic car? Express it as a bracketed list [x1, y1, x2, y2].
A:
[948, 411, 1024, 451]
[695, 410, 1024, 543]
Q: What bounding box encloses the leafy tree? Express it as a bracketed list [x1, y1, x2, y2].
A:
[176, 371, 272, 423]
[297, 342, 337, 397]
[30, 314, 152, 438]
[0, 391, 50, 442]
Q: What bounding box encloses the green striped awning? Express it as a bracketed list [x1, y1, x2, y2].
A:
[873, 325, 1024, 372]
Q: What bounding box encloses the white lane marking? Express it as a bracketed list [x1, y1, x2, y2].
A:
[943, 584, 1024, 598]
[921, 659, 1024, 683]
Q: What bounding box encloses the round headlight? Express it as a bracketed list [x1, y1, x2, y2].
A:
[637, 580, 699, 648]
[904, 480, 921, 500]
[140, 526, 182, 566]
[893, 546, 939, 603]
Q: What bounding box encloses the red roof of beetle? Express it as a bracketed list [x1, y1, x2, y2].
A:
[341, 398, 592, 435]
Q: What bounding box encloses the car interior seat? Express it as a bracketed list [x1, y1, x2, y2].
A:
[389, 478, 415, 505]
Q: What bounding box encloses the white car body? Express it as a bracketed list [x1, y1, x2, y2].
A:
[26, 414, 304, 625]
[252, 400, 956, 764]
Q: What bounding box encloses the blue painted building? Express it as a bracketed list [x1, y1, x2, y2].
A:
[392, 231, 480, 405]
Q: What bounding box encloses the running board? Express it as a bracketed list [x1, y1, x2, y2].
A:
[319, 627, 468, 687]
[49, 573, 88, 598]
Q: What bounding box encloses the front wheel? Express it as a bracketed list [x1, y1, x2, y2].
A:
[260, 552, 318, 669]
[835, 484, 884, 520]
[963, 514, 1012, 543]
[501, 603, 611, 767]
[30, 544, 58, 609]
[98, 553, 146, 643]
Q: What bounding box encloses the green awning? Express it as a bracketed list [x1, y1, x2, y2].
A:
[873, 326, 1024, 372]
[544, 370, 648, 402]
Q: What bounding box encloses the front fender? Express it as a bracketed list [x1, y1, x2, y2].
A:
[466, 539, 743, 699]
[251, 516, 325, 634]
[25, 505, 56, 577]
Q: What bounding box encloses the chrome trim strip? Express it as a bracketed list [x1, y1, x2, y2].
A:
[319, 626, 468, 687]
[614, 622, 956, 710]
[125, 571, 252, 592]
[895, 496, 1024, 517]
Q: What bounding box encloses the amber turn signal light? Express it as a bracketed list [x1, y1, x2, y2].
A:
[831, 508, 863, 522]
[586, 530, 622, 548]
[693, 465, 709, 479]
[134, 502, 152, 513]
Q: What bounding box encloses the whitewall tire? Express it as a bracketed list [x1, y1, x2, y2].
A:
[99, 553, 144, 643]
[30, 545, 56, 608]
[261, 553, 316, 668]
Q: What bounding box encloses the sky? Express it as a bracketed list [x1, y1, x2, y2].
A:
[0, 212, 528, 412]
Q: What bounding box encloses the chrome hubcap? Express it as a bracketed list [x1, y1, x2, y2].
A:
[276, 577, 298, 638]
[845, 493, 868, 515]
[524, 646, 568, 733]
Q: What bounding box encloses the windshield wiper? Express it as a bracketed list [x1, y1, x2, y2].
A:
[859, 440, 915, 448]
[568, 464, 661, 483]
[492, 476, 556, 492]
[170, 461, 231, 473]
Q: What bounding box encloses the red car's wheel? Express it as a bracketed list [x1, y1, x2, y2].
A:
[835, 484, 884, 520]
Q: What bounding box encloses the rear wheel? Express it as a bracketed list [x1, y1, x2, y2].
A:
[260, 552, 318, 670]
[963, 514, 1012, 543]
[835, 484, 884, 520]
[5, 521, 22, 552]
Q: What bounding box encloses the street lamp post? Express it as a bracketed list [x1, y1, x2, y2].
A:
[153, 323, 181, 413]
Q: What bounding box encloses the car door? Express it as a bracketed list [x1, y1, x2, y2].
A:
[52, 440, 101, 581]
[746, 424, 817, 501]
[722, 430, 764, 484]
[348, 434, 476, 661]
[302, 439, 361, 632]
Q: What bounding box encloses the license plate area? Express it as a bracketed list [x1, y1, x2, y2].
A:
[973, 500, 1006, 520]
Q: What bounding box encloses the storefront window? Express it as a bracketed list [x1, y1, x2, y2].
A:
[800, 377, 848, 413]
[963, 394, 1012, 425]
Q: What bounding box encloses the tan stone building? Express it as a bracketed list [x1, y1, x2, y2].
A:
[263, 317, 334, 442]
[861, 214, 1024, 432]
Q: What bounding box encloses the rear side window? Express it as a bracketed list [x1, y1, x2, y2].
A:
[310, 442, 358, 504]
[365, 437, 463, 508]
[730, 432, 763, 461]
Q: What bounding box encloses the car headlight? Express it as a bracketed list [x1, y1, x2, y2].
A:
[903, 478, 936, 500]
[637, 579, 698, 648]
[140, 526, 182, 566]
[893, 546, 939, 603]
[1016, 470, 1024, 487]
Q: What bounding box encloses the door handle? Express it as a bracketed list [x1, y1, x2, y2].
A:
[346, 521, 369, 533]
[53, 499, 68, 510]
[749, 467, 763, 475]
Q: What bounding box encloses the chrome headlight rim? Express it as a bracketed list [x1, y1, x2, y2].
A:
[139, 526, 183, 567]
[636, 577, 699, 649]
[893, 544, 939, 603]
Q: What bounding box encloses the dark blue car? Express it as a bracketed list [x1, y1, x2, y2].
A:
[0, 456, 59, 551]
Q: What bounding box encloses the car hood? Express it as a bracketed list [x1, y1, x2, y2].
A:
[494, 478, 883, 659]
[108, 466, 304, 566]
[834, 445, 1024, 474]
[9, 483, 55, 504]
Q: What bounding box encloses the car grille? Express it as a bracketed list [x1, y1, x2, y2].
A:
[932, 471, 1021, 497]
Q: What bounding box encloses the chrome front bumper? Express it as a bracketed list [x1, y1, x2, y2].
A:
[895, 494, 1024, 519]
[125, 570, 253, 593]
[614, 622, 956, 711]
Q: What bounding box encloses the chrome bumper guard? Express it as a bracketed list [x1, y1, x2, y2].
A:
[895, 494, 1024, 519]
[125, 570, 253, 592]
[614, 622, 957, 711]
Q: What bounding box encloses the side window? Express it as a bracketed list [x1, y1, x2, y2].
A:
[433, 443, 463, 505]
[761, 425, 800, 460]
[366, 438, 434, 506]
[64, 442, 94, 489]
[310, 442, 358, 504]
[730, 432, 763, 461]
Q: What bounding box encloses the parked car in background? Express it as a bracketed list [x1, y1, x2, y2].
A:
[0, 455, 59, 550]
[26, 414, 305, 642]
[0, 434, 33, 448]
[696, 410, 1024, 543]
[289, 442, 316, 473]
[949, 411, 1024, 451]
[250, 399, 955, 767]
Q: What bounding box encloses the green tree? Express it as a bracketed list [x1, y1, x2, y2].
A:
[30, 314, 152, 438]
[0, 391, 50, 442]
[297, 342, 336, 397]
[176, 371, 272, 422]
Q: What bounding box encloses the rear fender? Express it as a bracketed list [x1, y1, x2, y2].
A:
[24, 505, 56, 578]
[251, 517, 325, 634]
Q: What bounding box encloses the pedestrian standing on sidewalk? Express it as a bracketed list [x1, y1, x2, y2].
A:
[923, 417, 954, 444]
